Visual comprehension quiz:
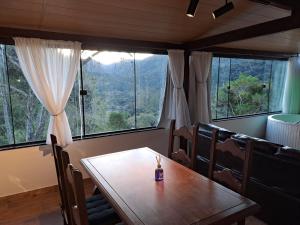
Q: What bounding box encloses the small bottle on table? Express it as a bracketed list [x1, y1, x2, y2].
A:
[155, 155, 164, 181]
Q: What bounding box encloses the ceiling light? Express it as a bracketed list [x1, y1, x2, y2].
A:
[212, 0, 234, 19]
[186, 0, 199, 17]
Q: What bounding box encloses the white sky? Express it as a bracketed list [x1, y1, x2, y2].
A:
[81, 50, 153, 65]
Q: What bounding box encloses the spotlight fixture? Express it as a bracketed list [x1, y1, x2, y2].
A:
[212, 0, 234, 19]
[186, 0, 199, 17]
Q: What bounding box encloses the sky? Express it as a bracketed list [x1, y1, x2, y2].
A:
[81, 50, 153, 65]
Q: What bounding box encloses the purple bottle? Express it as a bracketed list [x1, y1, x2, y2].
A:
[155, 155, 164, 181]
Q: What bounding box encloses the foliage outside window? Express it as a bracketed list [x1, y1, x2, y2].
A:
[211, 56, 287, 120]
[0, 46, 168, 148]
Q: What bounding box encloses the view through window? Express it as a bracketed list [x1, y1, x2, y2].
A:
[81, 51, 168, 135]
[0, 46, 168, 147]
[211, 57, 287, 120]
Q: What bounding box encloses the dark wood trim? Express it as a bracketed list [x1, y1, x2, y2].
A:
[0, 27, 183, 52]
[183, 50, 190, 100]
[204, 47, 295, 59]
[185, 12, 300, 50]
[249, 0, 300, 10]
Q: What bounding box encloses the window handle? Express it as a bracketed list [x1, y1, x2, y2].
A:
[80, 90, 87, 96]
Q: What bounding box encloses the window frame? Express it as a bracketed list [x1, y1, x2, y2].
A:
[211, 53, 288, 121]
[0, 45, 168, 151]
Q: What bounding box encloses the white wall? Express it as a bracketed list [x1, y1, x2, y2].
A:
[0, 129, 169, 197]
[213, 115, 268, 138]
[0, 115, 268, 198]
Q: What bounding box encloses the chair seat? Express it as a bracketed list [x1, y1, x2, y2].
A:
[86, 194, 120, 225]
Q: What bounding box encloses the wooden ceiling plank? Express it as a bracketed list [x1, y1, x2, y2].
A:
[42, 5, 208, 34]
[186, 12, 300, 50]
[0, 26, 183, 51]
[42, 13, 191, 43]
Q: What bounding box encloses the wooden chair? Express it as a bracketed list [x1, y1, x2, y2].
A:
[208, 128, 254, 225]
[50, 134, 71, 225]
[56, 145, 121, 225]
[168, 120, 200, 169]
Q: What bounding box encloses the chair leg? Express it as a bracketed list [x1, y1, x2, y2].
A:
[238, 218, 245, 225]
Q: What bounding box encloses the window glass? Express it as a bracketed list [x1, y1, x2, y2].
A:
[210, 57, 219, 120]
[82, 51, 135, 134]
[6, 45, 49, 144]
[216, 58, 230, 119]
[0, 45, 14, 146]
[65, 76, 81, 137]
[135, 53, 168, 128]
[4, 45, 81, 145]
[228, 58, 271, 117]
[211, 56, 287, 119]
[0, 47, 167, 148]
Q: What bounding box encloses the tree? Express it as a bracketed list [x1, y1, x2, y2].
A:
[108, 112, 130, 131]
[217, 73, 268, 117]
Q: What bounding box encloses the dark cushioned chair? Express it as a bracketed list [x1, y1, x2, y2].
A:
[195, 123, 300, 225]
[56, 145, 121, 225]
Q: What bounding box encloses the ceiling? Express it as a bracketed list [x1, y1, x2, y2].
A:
[0, 0, 298, 53]
[217, 28, 300, 53]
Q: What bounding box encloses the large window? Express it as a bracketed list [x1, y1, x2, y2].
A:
[0, 46, 168, 148]
[81, 51, 168, 135]
[211, 56, 287, 120]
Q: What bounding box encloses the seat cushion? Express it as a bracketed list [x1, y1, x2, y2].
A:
[86, 194, 120, 225]
[86, 195, 107, 209]
[88, 207, 119, 225]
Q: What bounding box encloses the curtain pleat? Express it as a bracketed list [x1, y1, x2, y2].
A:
[189, 52, 212, 124]
[159, 50, 191, 129]
[282, 57, 300, 114]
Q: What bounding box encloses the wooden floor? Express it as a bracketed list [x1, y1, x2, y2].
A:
[0, 179, 267, 225]
[0, 179, 94, 225]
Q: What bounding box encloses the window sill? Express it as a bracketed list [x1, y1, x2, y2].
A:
[212, 111, 281, 122]
[0, 127, 163, 152]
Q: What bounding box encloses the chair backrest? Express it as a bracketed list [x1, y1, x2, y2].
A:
[64, 161, 89, 225]
[208, 128, 254, 195]
[54, 145, 74, 225]
[50, 134, 70, 224]
[168, 120, 200, 169]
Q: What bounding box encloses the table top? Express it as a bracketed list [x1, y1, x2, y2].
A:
[81, 147, 259, 225]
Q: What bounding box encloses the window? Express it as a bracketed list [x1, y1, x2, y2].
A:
[0, 46, 168, 148]
[211, 56, 287, 120]
[81, 51, 168, 135]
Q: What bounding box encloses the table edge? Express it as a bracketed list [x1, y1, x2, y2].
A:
[81, 158, 144, 225]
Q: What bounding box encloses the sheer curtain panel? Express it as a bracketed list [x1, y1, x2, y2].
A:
[14, 38, 81, 146]
[166, 50, 191, 128]
[189, 52, 212, 124]
[282, 56, 300, 114]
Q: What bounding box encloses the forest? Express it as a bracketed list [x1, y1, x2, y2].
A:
[0, 47, 287, 147]
[0, 46, 168, 146]
[211, 57, 287, 119]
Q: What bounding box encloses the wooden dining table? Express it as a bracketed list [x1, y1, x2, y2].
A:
[81, 147, 259, 225]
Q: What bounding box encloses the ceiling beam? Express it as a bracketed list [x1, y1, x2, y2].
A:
[268, 0, 300, 9]
[249, 0, 300, 10]
[185, 10, 300, 50]
[0, 27, 183, 52]
[202, 47, 296, 59]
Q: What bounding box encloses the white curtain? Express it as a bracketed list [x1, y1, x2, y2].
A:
[166, 49, 191, 128]
[14, 38, 81, 147]
[158, 66, 173, 128]
[282, 56, 300, 114]
[189, 52, 212, 124]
